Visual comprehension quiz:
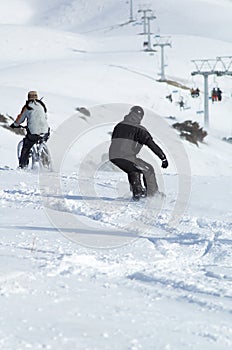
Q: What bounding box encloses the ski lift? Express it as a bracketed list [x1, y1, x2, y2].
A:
[190, 87, 200, 98]
[182, 95, 191, 110]
[196, 96, 204, 114]
[191, 74, 197, 89]
[212, 75, 218, 88]
[211, 86, 222, 102]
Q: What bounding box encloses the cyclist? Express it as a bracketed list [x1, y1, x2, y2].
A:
[10, 91, 50, 169]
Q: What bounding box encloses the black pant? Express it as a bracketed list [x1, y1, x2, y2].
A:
[111, 157, 158, 196]
[19, 134, 42, 168]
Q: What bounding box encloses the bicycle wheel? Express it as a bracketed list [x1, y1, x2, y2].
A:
[17, 140, 24, 160]
[39, 143, 52, 170]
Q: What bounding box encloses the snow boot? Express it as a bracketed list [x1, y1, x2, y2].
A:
[141, 187, 147, 198]
[128, 171, 143, 201]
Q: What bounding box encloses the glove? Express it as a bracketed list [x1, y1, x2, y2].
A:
[43, 128, 50, 142]
[161, 158, 168, 168]
[10, 122, 18, 128]
[43, 133, 50, 142]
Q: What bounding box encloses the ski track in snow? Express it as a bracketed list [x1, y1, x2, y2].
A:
[1, 168, 232, 319]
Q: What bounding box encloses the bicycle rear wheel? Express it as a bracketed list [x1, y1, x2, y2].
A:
[39, 144, 52, 170]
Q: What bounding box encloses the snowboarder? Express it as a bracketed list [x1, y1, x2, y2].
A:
[109, 106, 168, 201]
[10, 91, 50, 169]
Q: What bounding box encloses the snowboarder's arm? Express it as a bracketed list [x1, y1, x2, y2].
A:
[145, 138, 166, 160]
[137, 127, 169, 167]
[146, 138, 169, 168]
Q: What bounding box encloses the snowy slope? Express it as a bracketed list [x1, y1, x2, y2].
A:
[28, 0, 232, 42]
[0, 1, 232, 349]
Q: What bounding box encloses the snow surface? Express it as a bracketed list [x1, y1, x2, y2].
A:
[0, 0, 232, 349]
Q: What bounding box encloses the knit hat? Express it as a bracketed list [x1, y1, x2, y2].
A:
[28, 91, 38, 100]
[124, 106, 144, 124]
[130, 106, 144, 118]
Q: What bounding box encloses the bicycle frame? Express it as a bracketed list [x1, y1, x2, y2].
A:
[17, 138, 52, 170]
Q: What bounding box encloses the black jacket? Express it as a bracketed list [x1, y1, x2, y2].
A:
[109, 114, 166, 161]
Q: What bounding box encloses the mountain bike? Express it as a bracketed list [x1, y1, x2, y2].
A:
[17, 126, 52, 170]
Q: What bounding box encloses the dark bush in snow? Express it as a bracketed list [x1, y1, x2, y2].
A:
[0, 114, 25, 135]
[172, 120, 207, 146]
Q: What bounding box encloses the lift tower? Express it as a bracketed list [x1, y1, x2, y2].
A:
[191, 56, 232, 128]
[138, 8, 152, 34]
[153, 36, 172, 81]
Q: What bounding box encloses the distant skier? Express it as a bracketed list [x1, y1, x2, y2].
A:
[166, 93, 173, 103]
[10, 91, 50, 169]
[216, 87, 222, 101]
[178, 97, 185, 110]
[109, 106, 168, 201]
[211, 88, 218, 102]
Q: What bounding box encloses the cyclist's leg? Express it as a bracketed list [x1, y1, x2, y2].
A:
[19, 134, 40, 168]
[19, 138, 34, 168]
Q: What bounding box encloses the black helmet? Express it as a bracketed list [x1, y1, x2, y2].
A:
[130, 105, 144, 118]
